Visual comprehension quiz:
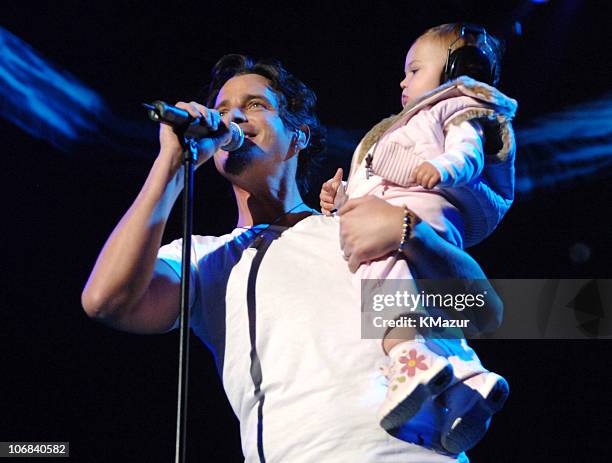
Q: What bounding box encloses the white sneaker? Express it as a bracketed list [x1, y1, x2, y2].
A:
[378, 341, 454, 431]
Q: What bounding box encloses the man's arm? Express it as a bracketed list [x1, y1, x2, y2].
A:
[81, 148, 184, 334]
[401, 217, 487, 279]
[81, 101, 223, 334]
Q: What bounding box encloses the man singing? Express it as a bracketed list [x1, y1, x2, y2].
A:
[82, 54, 495, 462]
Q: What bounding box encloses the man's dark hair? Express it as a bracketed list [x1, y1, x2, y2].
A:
[204, 54, 326, 195]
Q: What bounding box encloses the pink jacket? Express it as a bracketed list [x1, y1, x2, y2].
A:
[347, 76, 518, 247]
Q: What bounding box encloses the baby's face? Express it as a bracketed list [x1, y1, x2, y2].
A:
[400, 37, 447, 107]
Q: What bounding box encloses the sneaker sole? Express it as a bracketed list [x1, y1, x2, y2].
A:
[380, 360, 454, 431]
[441, 374, 509, 454]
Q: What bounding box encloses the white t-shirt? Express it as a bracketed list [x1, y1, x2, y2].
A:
[158, 214, 468, 463]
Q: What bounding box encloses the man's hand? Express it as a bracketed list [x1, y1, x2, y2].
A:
[409, 161, 441, 189]
[338, 196, 405, 272]
[319, 168, 344, 215]
[158, 101, 226, 173]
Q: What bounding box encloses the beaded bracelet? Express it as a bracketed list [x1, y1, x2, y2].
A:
[397, 206, 418, 253]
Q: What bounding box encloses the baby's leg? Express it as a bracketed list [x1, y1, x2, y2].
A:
[355, 252, 455, 432]
[362, 259, 457, 432]
[353, 191, 507, 449]
[364, 242, 508, 453]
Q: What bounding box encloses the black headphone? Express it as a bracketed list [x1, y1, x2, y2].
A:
[441, 24, 497, 86]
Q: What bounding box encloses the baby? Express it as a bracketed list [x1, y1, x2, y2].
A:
[321, 23, 517, 454]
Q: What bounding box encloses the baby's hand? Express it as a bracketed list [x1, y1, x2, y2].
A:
[320, 168, 344, 216]
[410, 162, 441, 189]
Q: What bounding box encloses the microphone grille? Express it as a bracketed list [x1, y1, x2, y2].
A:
[221, 122, 244, 152]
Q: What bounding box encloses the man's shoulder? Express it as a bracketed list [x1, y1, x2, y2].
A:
[158, 228, 247, 261]
[192, 230, 243, 247]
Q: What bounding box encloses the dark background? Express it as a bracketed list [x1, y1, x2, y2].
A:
[2, 1, 611, 461]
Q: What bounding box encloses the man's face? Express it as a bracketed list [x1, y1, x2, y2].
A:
[212, 73, 294, 180]
[400, 37, 447, 107]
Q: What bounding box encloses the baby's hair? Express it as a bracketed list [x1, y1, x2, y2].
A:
[418, 23, 505, 87]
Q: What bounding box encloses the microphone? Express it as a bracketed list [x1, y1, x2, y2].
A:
[143, 101, 244, 151]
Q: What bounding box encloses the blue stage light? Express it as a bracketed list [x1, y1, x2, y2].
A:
[0, 26, 107, 150]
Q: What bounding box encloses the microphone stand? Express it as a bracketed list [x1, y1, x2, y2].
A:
[175, 135, 197, 463]
[144, 101, 242, 462]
